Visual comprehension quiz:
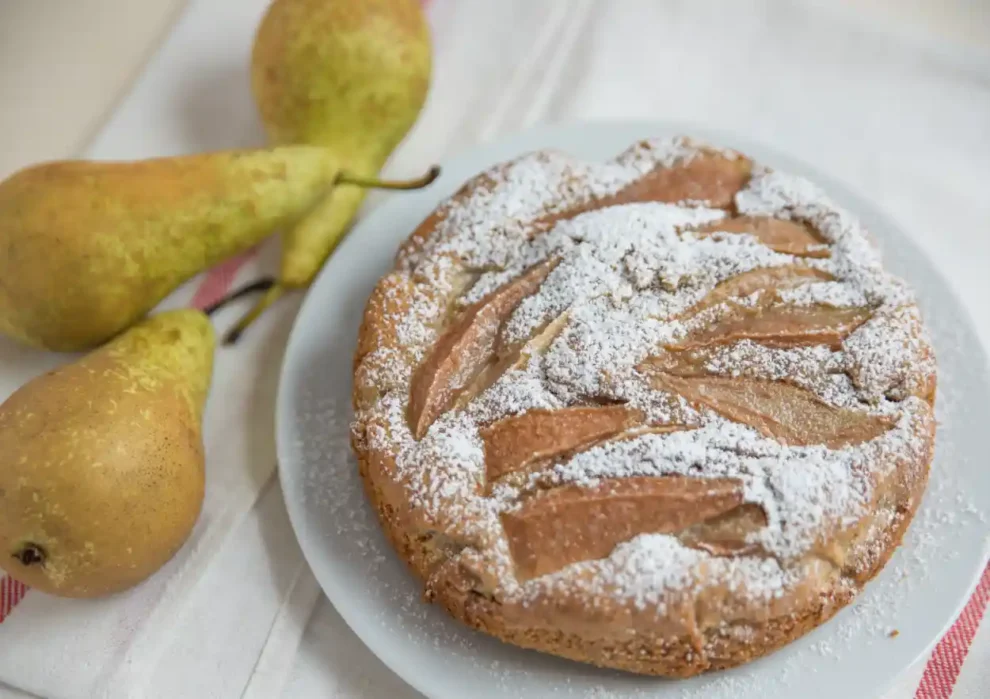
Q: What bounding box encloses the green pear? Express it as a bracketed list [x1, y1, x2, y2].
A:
[0, 146, 346, 351]
[0, 310, 213, 598]
[226, 0, 434, 340]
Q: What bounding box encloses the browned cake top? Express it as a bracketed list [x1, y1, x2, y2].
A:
[351, 137, 936, 633]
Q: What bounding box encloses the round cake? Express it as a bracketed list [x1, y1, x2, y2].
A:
[350, 137, 936, 676]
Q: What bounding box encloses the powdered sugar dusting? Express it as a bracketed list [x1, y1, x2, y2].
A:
[415, 138, 709, 271]
[526, 533, 801, 616]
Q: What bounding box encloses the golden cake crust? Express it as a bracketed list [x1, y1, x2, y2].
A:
[350, 137, 936, 676]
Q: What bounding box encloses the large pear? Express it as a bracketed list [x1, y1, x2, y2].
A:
[224, 0, 434, 339]
[0, 147, 341, 351]
[0, 309, 213, 597]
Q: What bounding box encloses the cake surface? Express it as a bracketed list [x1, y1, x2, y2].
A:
[350, 137, 936, 676]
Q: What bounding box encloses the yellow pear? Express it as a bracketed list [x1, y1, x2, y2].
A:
[0, 146, 348, 351]
[0, 310, 213, 598]
[226, 0, 434, 340]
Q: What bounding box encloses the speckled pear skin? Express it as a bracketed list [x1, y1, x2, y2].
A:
[0, 147, 342, 351]
[251, 0, 432, 287]
[0, 309, 213, 598]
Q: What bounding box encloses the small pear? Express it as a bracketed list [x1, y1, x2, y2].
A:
[0, 146, 344, 351]
[0, 310, 213, 598]
[226, 0, 434, 340]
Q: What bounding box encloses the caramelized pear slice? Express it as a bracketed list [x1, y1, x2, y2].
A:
[482, 405, 644, 484]
[609, 151, 752, 209]
[678, 502, 768, 555]
[525, 151, 753, 236]
[408, 259, 555, 438]
[649, 373, 893, 448]
[456, 312, 571, 412]
[676, 304, 872, 351]
[501, 475, 745, 580]
[685, 266, 833, 317]
[698, 216, 829, 257]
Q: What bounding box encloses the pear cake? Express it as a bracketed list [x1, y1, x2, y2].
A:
[350, 137, 937, 676]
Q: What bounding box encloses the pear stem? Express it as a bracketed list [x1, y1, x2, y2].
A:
[337, 165, 440, 191]
[213, 164, 440, 345]
[202, 278, 276, 317]
[223, 284, 286, 345]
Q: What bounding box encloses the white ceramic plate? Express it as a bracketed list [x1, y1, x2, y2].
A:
[276, 122, 990, 699]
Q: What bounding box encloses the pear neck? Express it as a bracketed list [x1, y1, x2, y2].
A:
[306, 139, 382, 179]
[102, 311, 213, 422]
[337, 153, 382, 180]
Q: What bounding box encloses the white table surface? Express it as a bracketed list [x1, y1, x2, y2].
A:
[1, 1, 988, 698]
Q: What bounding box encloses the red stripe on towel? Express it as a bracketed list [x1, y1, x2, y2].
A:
[915, 563, 990, 698]
[0, 576, 28, 623]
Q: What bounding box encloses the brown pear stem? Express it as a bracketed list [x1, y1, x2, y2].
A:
[337, 165, 440, 191]
[223, 284, 286, 345]
[13, 543, 45, 567]
[202, 278, 276, 317]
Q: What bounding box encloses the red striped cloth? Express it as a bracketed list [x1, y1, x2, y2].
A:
[188, 249, 258, 311]
[915, 563, 990, 698]
[0, 575, 28, 623]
